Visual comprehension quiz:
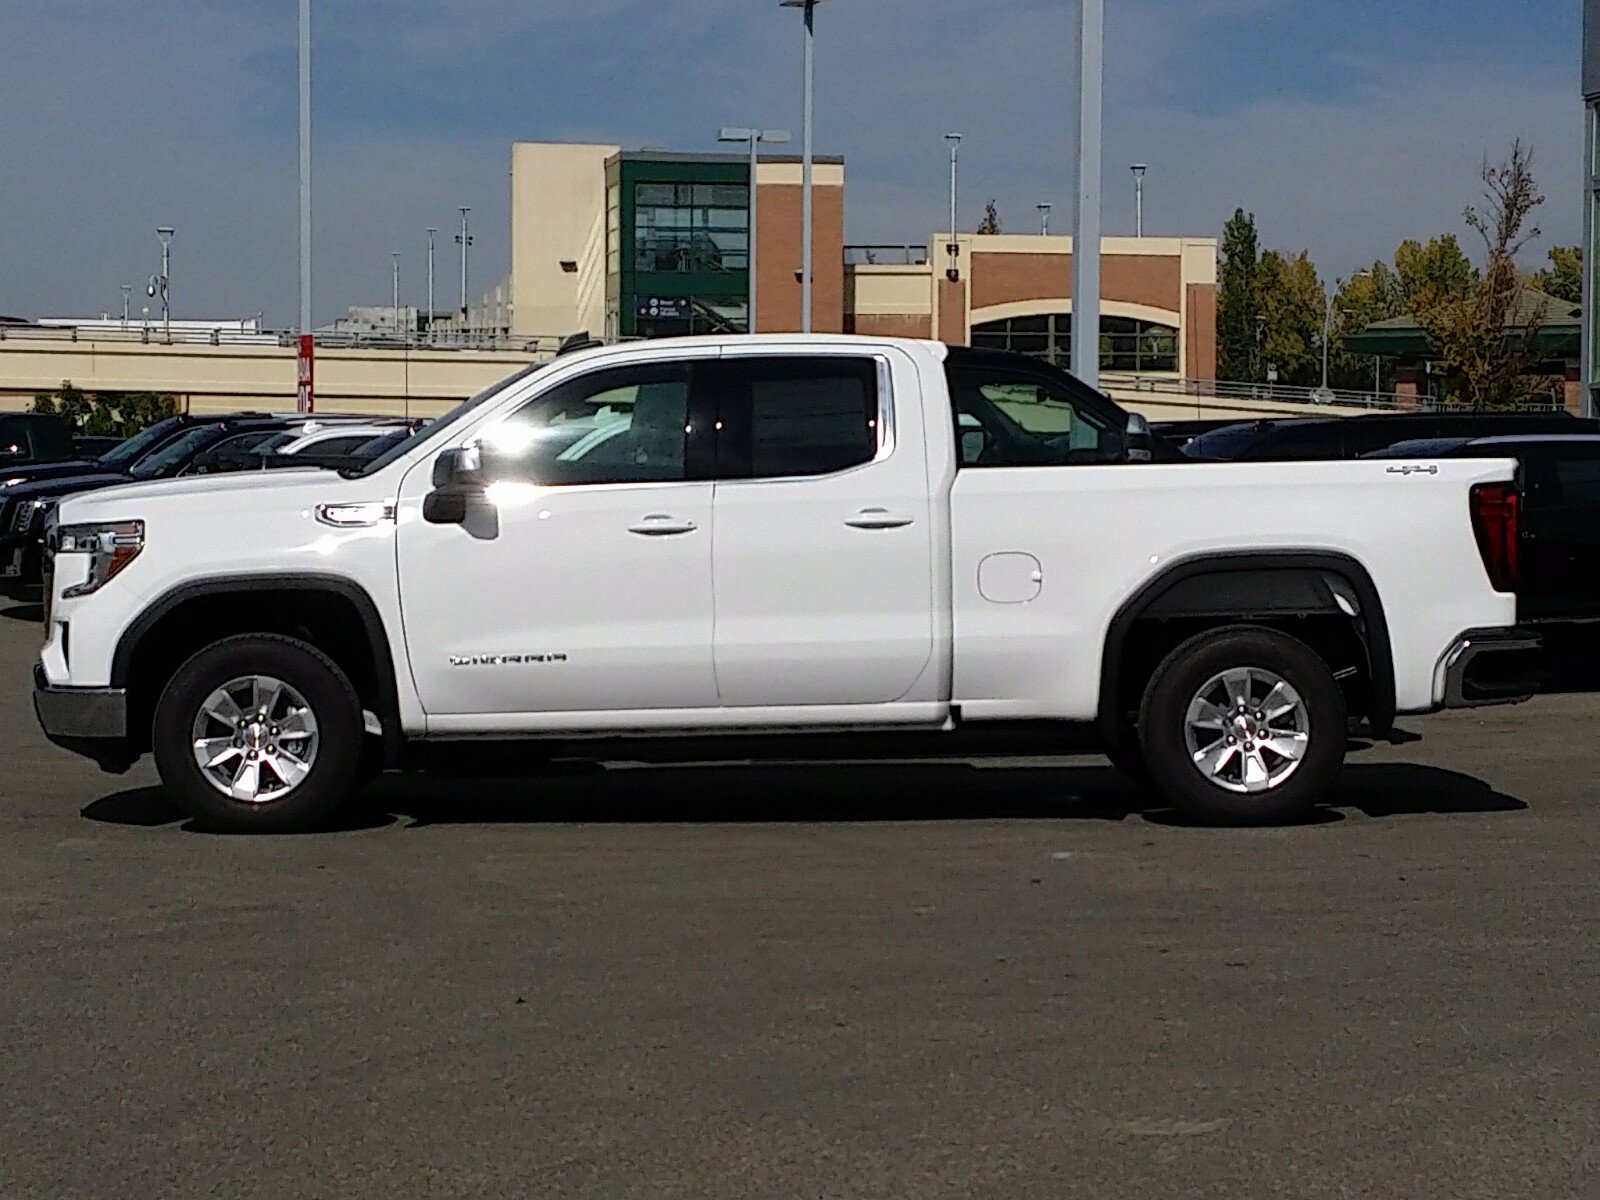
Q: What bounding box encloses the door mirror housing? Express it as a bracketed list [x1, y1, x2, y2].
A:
[1124, 413, 1154, 464]
[431, 445, 485, 490]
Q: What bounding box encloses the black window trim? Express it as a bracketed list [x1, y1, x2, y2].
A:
[709, 351, 894, 484]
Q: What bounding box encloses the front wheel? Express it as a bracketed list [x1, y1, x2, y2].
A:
[152, 635, 364, 833]
[1137, 627, 1347, 826]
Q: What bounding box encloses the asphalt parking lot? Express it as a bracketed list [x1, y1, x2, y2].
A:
[2, 604, 1597, 1199]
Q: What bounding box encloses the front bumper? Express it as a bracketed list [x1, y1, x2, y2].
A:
[32, 663, 136, 773]
[1441, 628, 1543, 708]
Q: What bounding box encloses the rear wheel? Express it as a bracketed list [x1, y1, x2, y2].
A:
[152, 635, 363, 833]
[1137, 627, 1346, 825]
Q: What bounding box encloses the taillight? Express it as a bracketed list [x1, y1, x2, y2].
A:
[1470, 482, 1520, 593]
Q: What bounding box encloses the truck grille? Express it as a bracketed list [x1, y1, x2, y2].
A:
[7, 501, 34, 535]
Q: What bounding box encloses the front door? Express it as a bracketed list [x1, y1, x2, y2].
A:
[706, 351, 936, 707]
[396, 359, 719, 717]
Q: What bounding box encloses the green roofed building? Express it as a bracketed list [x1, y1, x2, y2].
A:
[1344, 290, 1582, 411]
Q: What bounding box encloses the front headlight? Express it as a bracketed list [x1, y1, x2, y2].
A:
[50, 520, 145, 598]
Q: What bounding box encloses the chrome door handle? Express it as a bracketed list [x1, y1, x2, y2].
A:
[845, 507, 915, 530]
[628, 514, 698, 536]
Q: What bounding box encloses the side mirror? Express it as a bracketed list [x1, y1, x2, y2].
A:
[431, 445, 485, 490]
[1124, 413, 1154, 464]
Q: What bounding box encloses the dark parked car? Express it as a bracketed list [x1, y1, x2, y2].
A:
[0, 414, 353, 598]
[70, 435, 125, 459]
[0, 413, 78, 470]
[1185, 411, 1598, 462]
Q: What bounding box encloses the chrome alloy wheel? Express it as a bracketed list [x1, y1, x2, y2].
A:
[190, 675, 320, 803]
[1184, 667, 1310, 795]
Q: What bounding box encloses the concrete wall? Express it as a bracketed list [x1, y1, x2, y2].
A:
[509, 141, 619, 339]
[754, 161, 846, 334]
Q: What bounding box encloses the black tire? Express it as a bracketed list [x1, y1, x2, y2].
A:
[1137, 626, 1346, 826]
[152, 634, 364, 833]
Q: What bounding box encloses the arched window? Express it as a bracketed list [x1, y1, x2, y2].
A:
[969, 313, 1180, 374]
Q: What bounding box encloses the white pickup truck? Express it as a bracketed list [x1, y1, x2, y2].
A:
[33, 336, 1539, 832]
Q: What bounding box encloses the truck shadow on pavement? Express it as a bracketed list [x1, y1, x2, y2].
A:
[81, 760, 1527, 834]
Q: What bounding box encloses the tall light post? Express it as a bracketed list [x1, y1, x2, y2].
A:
[945, 134, 962, 282]
[120, 284, 132, 330]
[456, 206, 473, 330]
[1038, 203, 1052, 237]
[1069, 0, 1104, 388]
[425, 227, 437, 338]
[148, 226, 174, 341]
[1131, 164, 1148, 237]
[391, 252, 402, 335]
[1584, 0, 1600, 418]
[719, 127, 792, 334]
[298, 0, 314, 410]
[780, 0, 831, 333]
[1320, 269, 1370, 399]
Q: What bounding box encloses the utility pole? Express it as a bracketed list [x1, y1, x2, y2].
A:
[1069, 0, 1104, 388]
[456, 207, 473, 332]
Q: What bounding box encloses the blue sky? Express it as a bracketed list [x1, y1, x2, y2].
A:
[0, 0, 1584, 326]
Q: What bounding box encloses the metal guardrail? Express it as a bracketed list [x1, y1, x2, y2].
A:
[843, 244, 931, 266]
[0, 324, 560, 353]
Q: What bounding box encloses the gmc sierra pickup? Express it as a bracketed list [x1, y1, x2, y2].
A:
[32, 336, 1538, 832]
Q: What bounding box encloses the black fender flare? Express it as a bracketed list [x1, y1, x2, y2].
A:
[1097, 551, 1395, 740]
[111, 573, 405, 766]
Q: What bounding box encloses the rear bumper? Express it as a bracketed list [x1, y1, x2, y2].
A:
[1441, 628, 1543, 708]
[32, 663, 136, 773]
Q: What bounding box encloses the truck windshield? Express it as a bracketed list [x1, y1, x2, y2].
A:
[128, 427, 224, 479]
[97, 417, 187, 469]
[344, 364, 543, 478]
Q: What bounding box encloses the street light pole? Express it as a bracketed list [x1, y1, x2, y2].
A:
[945, 134, 962, 282]
[120, 284, 132, 330]
[1069, 0, 1104, 388]
[425, 227, 437, 338]
[150, 226, 175, 341]
[298, 0, 312, 342]
[456, 206, 473, 331]
[1038, 203, 1052, 237]
[720, 127, 792, 334]
[392, 252, 402, 335]
[1131, 164, 1147, 237]
[780, 0, 831, 334]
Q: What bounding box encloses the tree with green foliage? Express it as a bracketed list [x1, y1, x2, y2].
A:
[31, 381, 178, 436]
[1217, 209, 1261, 381]
[976, 200, 1001, 235]
[1256, 250, 1326, 386]
[1395, 234, 1478, 311]
[1531, 245, 1582, 303]
[1410, 141, 1550, 408]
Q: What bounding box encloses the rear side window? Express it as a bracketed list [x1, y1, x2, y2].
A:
[711, 356, 879, 479]
[945, 361, 1122, 467]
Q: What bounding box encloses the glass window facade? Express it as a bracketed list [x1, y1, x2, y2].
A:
[970, 313, 1181, 374]
[607, 156, 753, 340]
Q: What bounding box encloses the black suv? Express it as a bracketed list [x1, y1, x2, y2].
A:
[1185, 411, 1598, 461]
[0, 413, 78, 471]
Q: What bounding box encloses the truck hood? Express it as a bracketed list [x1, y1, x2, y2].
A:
[55, 466, 384, 525]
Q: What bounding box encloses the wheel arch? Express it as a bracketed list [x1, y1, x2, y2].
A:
[1097, 551, 1395, 742]
[111, 574, 404, 765]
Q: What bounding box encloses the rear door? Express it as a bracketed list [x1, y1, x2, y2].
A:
[705, 350, 936, 707]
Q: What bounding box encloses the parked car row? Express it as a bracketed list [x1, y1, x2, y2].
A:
[1, 414, 423, 597]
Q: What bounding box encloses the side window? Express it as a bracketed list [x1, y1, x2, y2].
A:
[945, 362, 1121, 467]
[479, 363, 693, 485]
[1549, 449, 1600, 509]
[182, 430, 278, 475]
[713, 356, 879, 479]
[299, 435, 375, 456]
